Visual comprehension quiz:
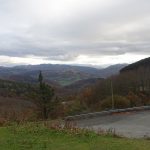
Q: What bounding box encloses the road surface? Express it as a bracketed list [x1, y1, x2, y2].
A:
[76, 111, 150, 138]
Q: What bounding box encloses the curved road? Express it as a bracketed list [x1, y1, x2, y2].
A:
[76, 111, 150, 138]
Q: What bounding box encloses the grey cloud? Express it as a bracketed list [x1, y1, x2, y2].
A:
[0, 0, 150, 64]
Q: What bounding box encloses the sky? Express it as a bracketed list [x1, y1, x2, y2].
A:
[0, 0, 150, 67]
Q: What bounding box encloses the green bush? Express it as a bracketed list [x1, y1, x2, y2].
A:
[101, 95, 130, 110]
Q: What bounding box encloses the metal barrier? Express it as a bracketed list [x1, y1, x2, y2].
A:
[65, 106, 150, 121]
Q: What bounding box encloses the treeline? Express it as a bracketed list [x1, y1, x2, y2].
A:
[0, 76, 64, 122]
[0, 79, 37, 97]
[1, 64, 150, 121]
[65, 66, 150, 115]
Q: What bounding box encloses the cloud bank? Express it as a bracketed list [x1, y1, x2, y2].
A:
[0, 0, 150, 66]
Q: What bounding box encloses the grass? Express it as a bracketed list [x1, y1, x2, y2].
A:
[0, 122, 150, 150]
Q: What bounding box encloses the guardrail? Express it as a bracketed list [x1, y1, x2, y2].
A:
[65, 106, 150, 121]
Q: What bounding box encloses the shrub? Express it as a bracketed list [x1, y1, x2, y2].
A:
[127, 92, 141, 107]
[101, 95, 130, 110]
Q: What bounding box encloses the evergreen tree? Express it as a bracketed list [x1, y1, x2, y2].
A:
[38, 71, 54, 119]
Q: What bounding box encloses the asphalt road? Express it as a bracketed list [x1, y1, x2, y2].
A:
[76, 111, 150, 138]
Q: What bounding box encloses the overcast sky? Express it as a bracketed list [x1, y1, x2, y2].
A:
[0, 0, 150, 67]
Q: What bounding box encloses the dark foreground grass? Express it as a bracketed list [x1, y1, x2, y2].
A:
[0, 123, 150, 150]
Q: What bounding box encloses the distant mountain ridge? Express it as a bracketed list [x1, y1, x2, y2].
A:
[0, 64, 127, 86]
[64, 78, 103, 91]
[98, 64, 127, 77]
[120, 57, 150, 73]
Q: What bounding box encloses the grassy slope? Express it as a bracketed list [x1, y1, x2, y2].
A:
[0, 124, 150, 150]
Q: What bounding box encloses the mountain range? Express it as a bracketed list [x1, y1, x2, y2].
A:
[0, 64, 127, 86]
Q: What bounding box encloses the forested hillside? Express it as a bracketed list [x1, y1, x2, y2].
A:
[66, 57, 150, 115]
[120, 57, 150, 72]
[0, 64, 126, 86]
[0, 58, 149, 120]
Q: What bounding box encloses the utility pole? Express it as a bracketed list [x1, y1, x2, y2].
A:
[111, 80, 114, 110]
